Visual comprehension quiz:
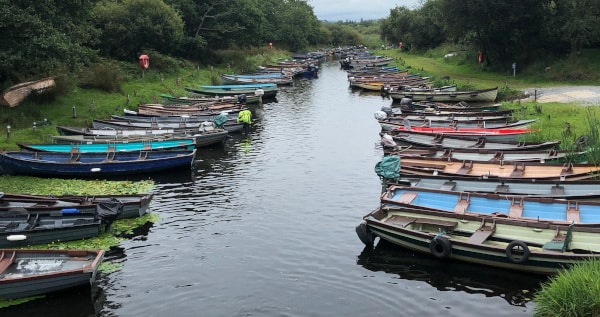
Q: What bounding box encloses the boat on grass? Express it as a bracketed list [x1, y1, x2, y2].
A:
[0, 249, 104, 299]
[357, 205, 600, 274]
[0, 149, 196, 178]
[0, 77, 56, 107]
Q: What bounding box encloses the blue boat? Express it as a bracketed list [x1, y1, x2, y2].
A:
[0, 149, 196, 178]
[381, 185, 600, 224]
[17, 138, 196, 153]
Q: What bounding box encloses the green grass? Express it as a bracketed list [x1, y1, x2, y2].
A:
[533, 258, 600, 317]
[378, 47, 600, 90]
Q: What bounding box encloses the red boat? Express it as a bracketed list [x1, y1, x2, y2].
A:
[393, 126, 534, 142]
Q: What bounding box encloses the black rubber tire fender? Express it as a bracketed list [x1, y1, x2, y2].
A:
[429, 236, 452, 259]
[505, 240, 530, 264]
[356, 222, 375, 246]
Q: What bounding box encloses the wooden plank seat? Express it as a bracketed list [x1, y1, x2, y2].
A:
[490, 151, 504, 162]
[471, 138, 485, 148]
[0, 250, 16, 274]
[440, 181, 456, 191]
[509, 162, 525, 178]
[453, 192, 470, 214]
[551, 185, 565, 196]
[508, 197, 524, 218]
[456, 160, 473, 175]
[566, 201, 580, 223]
[495, 184, 509, 193]
[561, 163, 574, 176]
[467, 220, 496, 244]
[432, 134, 444, 143]
[440, 149, 453, 159]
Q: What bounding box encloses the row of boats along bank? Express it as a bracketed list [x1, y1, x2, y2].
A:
[346, 52, 600, 275]
[0, 54, 325, 300]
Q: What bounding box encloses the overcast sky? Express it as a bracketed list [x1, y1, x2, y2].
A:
[308, 0, 421, 21]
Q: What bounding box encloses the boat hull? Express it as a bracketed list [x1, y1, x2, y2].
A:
[0, 249, 104, 299]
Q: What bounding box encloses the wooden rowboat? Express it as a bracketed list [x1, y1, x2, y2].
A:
[0, 249, 104, 299]
[0, 77, 56, 107]
[390, 132, 559, 151]
[391, 147, 583, 163]
[0, 192, 153, 219]
[396, 156, 600, 181]
[391, 125, 534, 142]
[0, 149, 196, 178]
[390, 86, 499, 102]
[18, 138, 196, 153]
[357, 205, 600, 274]
[380, 118, 536, 131]
[395, 176, 600, 200]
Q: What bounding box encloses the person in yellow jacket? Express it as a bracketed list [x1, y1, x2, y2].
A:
[237, 107, 252, 136]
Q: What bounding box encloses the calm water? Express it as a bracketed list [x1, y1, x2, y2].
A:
[4, 60, 545, 317]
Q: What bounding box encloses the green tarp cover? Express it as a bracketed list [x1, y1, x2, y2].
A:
[375, 155, 400, 179]
[213, 113, 228, 128]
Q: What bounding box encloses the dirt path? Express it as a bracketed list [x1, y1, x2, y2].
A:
[522, 86, 600, 105]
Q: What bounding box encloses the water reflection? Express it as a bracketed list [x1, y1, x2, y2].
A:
[357, 239, 545, 307]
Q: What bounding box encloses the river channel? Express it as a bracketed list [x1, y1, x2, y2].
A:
[4, 59, 546, 317]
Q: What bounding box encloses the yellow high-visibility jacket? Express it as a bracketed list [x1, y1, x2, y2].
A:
[237, 109, 251, 124]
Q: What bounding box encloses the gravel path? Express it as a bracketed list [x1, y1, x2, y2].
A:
[521, 86, 600, 105]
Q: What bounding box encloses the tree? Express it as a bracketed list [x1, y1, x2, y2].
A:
[0, 0, 98, 83]
[440, 0, 549, 69]
[546, 0, 600, 58]
[93, 0, 184, 60]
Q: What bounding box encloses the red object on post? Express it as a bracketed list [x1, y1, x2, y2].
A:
[139, 54, 149, 69]
[477, 51, 484, 63]
[269, 42, 273, 50]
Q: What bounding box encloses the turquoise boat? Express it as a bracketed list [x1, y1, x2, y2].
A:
[184, 83, 279, 98]
[17, 138, 196, 153]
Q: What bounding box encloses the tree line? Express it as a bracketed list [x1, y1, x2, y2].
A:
[4, 0, 599, 86]
[380, 0, 600, 71]
[0, 0, 364, 86]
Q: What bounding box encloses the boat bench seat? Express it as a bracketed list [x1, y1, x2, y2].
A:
[467, 223, 496, 244]
[566, 202, 580, 223]
[551, 185, 565, 196]
[495, 184, 509, 193]
[456, 161, 473, 175]
[0, 250, 16, 274]
[387, 215, 458, 230]
[509, 163, 525, 178]
[440, 181, 456, 191]
[453, 193, 470, 214]
[508, 198, 524, 218]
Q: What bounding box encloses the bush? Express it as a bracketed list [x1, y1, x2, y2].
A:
[79, 62, 123, 93]
[533, 259, 600, 317]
